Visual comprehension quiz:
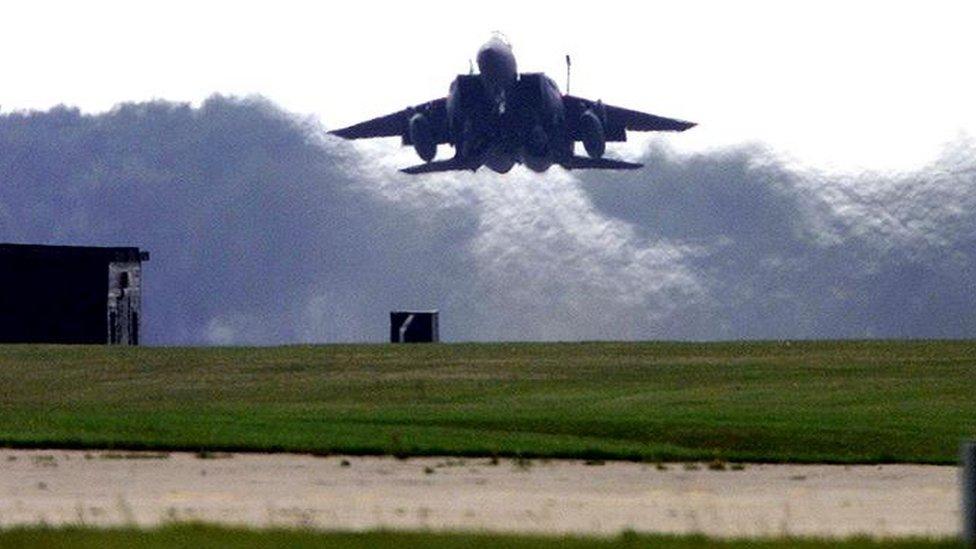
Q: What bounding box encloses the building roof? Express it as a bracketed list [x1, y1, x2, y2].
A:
[0, 243, 149, 262]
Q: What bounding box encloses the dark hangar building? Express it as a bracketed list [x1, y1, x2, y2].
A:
[0, 243, 149, 345]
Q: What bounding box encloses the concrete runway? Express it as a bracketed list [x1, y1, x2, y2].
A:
[0, 449, 960, 538]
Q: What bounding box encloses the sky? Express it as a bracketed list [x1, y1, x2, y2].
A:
[3, 0, 975, 172]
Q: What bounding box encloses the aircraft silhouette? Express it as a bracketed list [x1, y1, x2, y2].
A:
[329, 34, 695, 174]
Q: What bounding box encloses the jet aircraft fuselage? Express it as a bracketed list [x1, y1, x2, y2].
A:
[330, 35, 695, 174]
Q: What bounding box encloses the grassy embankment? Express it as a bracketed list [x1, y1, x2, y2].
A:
[0, 341, 974, 463]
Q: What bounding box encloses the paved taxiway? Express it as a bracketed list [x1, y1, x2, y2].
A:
[0, 450, 959, 538]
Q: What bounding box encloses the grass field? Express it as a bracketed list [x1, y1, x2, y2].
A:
[0, 341, 974, 463]
[0, 525, 961, 549]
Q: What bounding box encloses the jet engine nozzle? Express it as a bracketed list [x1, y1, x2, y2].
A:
[409, 113, 437, 162]
[580, 110, 606, 159]
[527, 124, 549, 157]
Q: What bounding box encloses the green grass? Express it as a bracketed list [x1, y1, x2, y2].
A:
[0, 341, 974, 463]
[0, 524, 961, 549]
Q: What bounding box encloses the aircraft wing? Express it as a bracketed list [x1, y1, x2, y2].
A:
[328, 98, 450, 144]
[563, 95, 695, 141]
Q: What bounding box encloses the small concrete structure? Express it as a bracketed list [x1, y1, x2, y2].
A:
[964, 441, 976, 546]
[390, 310, 439, 343]
[0, 243, 149, 345]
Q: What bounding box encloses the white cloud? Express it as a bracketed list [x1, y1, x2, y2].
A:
[3, 96, 974, 343]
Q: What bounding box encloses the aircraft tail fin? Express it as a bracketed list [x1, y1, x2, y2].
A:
[560, 156, 643, 170]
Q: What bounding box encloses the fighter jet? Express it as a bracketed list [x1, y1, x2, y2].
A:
[329, 34, 695, 174]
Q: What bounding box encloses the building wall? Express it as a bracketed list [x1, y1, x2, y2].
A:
[107, 261, 143, 345]
[0, 256, 107, 344]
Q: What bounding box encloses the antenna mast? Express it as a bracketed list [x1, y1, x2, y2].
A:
[565, 55, 572, 95]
